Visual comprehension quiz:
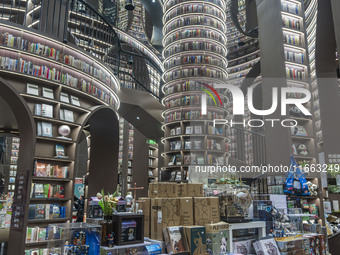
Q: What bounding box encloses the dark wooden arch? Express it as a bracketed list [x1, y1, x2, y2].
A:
[0, 77, 36, 254]
[75, 106, 120, 200]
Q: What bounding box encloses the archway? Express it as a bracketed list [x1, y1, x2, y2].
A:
[0, 77, 36, 254]
[75, 106, 120, 212]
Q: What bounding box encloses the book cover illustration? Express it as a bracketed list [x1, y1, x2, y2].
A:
[167, 226, 188, 253]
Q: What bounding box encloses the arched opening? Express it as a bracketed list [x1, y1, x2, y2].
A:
[0, 77, 36, 254]
[75, 106, 120, 220]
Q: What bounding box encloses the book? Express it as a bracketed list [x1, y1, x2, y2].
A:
[55, 145, 65, 158]
[183, 155, 190, 165]
[60, 109, 74, 122]
[27, 84, 39, 95]
[42, 87, 54, 99]
[70, 96, 80, 106]
[185, 141, 192, 150]
[176, 127, 182, 135]
[41, 122, 52, 137]
[194, 126, 202, 134]
[164, 226, 189, 254]
[185, 126, 193, 134]
[41, 104, 53, 118]
[60, 92, 69, 103]
[34, 104, 42, 115]
[35, 163, 47, 177]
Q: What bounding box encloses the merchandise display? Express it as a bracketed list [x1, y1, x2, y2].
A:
[0, 0, 339, 253]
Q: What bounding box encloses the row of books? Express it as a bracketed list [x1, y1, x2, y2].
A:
[281, 2, 300, 15]
[284, 33, 303, 47]
[165, 29, 224, 46]
[164, 67, 226, 81]
[164, 16, 224, 34]
[286, 67, 306, 80]
[164, 1, 224, 21]
[25, 248, 62, 254]
[168, 152, 225, 165]
[282, 17, 302, 31]
[165, 111, 224, 123]
[228, 52, 260, 68]
[34, 162, 69, 178]
[165, 95, 220, 108]
[165, 55, 225, 69]
[184, 140, 202, 150]
[0, 32, 61, 61]
[285, 50, 304, 64]
[164, 41, 225, 58]
[206, 139, 223, 150]
[228, 61, 257, 74]
[170, 126, 202, 136]
[28, 204, 67, 220]
[26, 225, 63, 243]
[165, 80, 216, 94]
[30, 183, 65, 198]
[0, 32, 114, 87]
[0, 55, 116, 107]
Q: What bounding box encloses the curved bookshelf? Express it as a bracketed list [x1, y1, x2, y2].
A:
[162, 0, 229, 182]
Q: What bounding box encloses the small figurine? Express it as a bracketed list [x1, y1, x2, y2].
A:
[128, 228, 135, 241]
[106, 232, 115, 247]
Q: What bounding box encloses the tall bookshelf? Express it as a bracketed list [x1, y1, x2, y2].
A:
[148, 140, 159, 182]
[279, 0, 317, 167]
[0, 23, 120, 251]
[161, 0, 230, 182]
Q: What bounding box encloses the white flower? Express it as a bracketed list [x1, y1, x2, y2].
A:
[97, 193, 103, 199]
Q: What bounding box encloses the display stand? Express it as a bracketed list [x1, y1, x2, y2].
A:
[100, 241, 151, 255]
[227, 221, 266, 253]
[112, 213, 144, 245]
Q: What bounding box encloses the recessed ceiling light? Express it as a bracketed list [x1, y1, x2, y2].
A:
[137, 117, 140, 120]
[152, 0, 155, 2]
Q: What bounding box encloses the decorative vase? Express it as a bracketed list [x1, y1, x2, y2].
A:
[101, 215, 114, 246]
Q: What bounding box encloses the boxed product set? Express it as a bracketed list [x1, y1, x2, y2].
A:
[140, 183, 220, 241]
[163, 222, 230, 255]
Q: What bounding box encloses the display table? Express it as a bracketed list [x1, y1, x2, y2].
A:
[228, 221, 266, 253]
[100, 241, 152, 255]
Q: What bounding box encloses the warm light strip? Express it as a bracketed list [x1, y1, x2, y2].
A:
[0, 23, 120, 91]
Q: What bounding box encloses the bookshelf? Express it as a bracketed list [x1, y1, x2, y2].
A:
[148, 140, 159, 182]
[0, 23, 121, 252]
[162, 0, 229, 182]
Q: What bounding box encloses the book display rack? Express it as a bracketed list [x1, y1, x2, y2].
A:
[278, 0, 317, 166]
[147, 140, 159, 183]
[0, 20, 120, 252]
[161, 0, 230, 182]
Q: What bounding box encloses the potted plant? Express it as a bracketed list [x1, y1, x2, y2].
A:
[97, 188, 118, 246]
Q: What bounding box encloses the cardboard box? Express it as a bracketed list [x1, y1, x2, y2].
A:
[179, 197, 194, 226]
[184, 226, 207, 255]
[194, 197, 220, 225]
[151, 198, 180, 240]
[253, 238, 280, 255]
[205, 222, 230, 255]
[139, 197, 151, 238]
[280, 249, 310, 255]
[149, 182, 177, 197]
[177, 183, 187, 197]
[177, 183, 204, 197]
[150, 198, 194, 240]
[187, 183, 203, 197]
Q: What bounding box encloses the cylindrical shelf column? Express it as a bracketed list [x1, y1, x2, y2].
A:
[161, 0, 230, 182]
